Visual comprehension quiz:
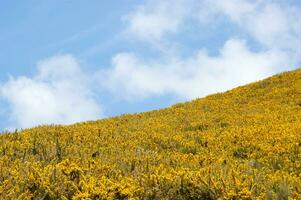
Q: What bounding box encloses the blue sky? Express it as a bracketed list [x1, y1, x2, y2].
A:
[0, 0, 300, 130]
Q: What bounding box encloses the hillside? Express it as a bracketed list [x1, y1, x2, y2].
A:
[0, 69, 300, 199]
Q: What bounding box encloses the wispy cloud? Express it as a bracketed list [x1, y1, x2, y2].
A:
[47, 24, 104, 49]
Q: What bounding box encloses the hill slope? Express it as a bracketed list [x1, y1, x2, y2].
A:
[0, 69, 300, 199]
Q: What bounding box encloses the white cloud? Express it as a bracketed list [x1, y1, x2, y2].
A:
[99, 0, 301, 101]
[125, 0, 301, 54]
[208, 0, 301, 54]
[2, 0, 300, 129]
[98, 39, 292, 100]
[0, 55, 102, 129]
[124, 0, 194, 41]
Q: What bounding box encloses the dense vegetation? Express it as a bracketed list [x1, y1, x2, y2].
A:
[0, 69, 300, 199]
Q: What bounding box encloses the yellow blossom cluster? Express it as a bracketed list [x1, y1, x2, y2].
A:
[0, 69, 300, 199]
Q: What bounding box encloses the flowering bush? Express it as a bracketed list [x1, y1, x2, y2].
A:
[0, 69, 300, 199]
